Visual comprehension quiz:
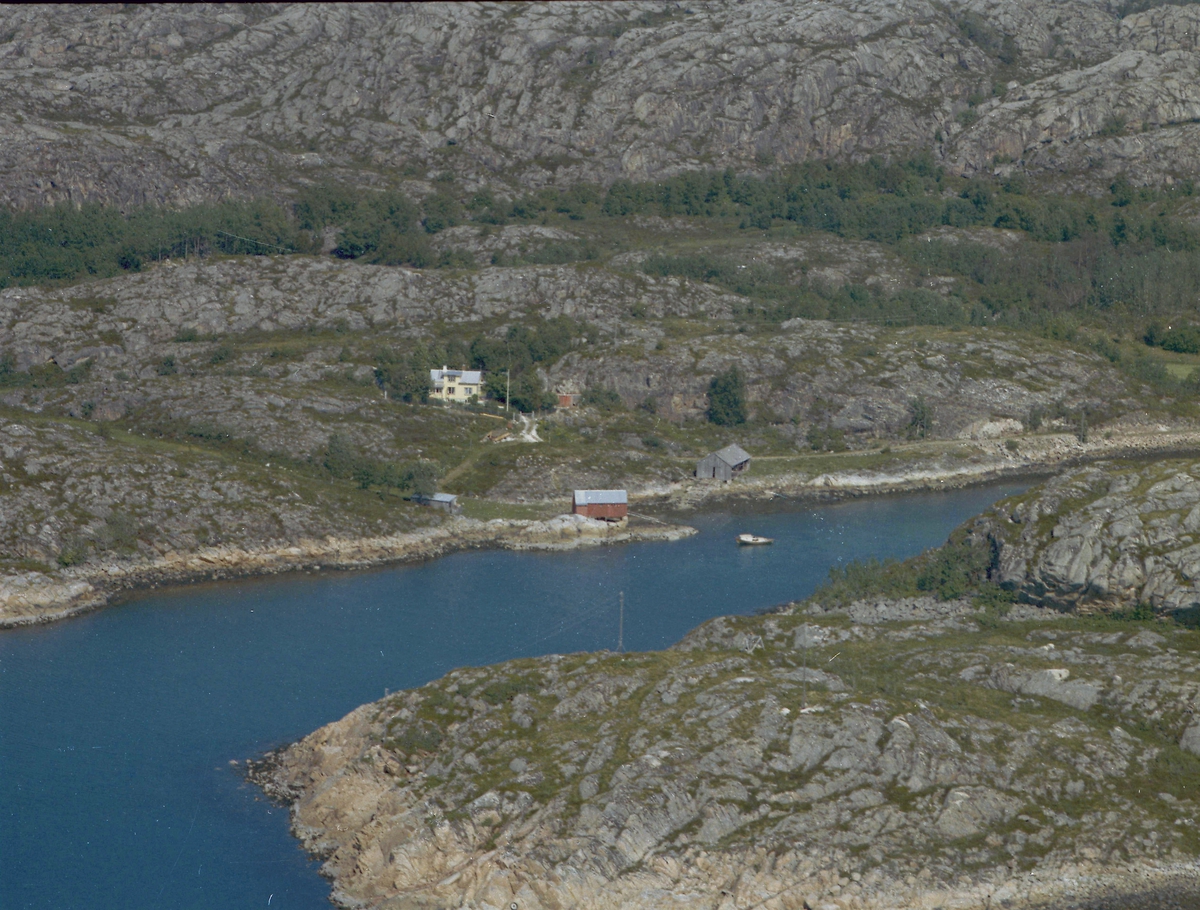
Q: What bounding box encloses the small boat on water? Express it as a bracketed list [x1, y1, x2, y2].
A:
[736, 533, 774, 545]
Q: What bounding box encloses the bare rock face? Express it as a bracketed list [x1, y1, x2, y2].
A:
[983, 460, 1200, 614]
[251, 598, 1200, 910]
[5, 1, 1200, 207]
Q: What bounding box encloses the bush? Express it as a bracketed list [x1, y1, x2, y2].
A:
[814, 528, 999, 605]
[1026, 404, 1044, 431]
[387, 720, 443, 755]
[375, 349, 431, 403]
[907, 397, 931, 439]
[322, 433, 360, 479]
[707, 367, 747, 425]
[94, 513, 140, 554]
[479, 675, 539, 705]
[1108, 602, 1156, 621]
[1159, 325, 1200, 354]
[582, 386, 623, 412]
[57, 533, 90, 567]
[156, 356, 178, 376]
[321, 433, 440, 495]
[806, 425, 847, 452]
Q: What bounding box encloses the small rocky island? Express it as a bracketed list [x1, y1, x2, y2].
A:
[252, 461, 1200, 910]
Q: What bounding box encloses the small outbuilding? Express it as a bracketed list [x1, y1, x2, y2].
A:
[696, 444, 752, 481]
[572, 489, 627, 521]
[412, 492, 461, 513]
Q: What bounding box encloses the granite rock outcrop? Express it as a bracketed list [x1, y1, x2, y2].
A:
[983, 460, 1200, 615]
[252, 593, 1200, 910]
[5, 2, 1200, 208]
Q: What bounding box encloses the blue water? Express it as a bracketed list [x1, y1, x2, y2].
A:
[1, 483, 1025, 910]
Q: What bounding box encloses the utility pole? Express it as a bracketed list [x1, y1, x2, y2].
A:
[618, 591, 624, 653]
[505, 367, 510, 413]
[801, 622, 808, 709]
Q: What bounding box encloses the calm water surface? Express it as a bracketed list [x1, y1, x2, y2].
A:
[1, 484, 1027, 909]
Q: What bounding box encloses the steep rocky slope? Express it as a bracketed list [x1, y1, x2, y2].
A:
[985, 459, 1200, 615]
[6, 1, 1200, 208]
[252, 592, 1200, 910]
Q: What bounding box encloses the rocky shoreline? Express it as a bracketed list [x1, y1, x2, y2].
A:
[0, 514, 695, 629]
[248, 583, 1200, 910]
[6, 428, 1200, 629]
[650, 429, 1200, 512]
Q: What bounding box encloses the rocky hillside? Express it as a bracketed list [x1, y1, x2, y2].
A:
[2, 250, 1151, 443]
[3, 239, 1199, 625]
[985, 459, 1200, 616]
[252, 592, 1200, 910]
[6, 1, 1200, 208]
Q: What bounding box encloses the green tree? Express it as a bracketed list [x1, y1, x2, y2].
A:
[375, 349, 432, 403]
[402, 461, 440, 497]
[322, 433, 359, 479]
[907, 396, 931, 439]
[707, 367, 747, 425]
[507, 372, 555, 412]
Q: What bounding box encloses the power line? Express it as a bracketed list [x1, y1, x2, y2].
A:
[214, 230, 293, 253]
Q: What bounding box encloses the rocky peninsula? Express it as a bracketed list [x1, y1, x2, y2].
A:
[0, 513, 695, 628]
[251, 460, 1200, 910]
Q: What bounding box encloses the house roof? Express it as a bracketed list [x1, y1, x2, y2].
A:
[713, 443, 752, 466]
[574, 489, 627, 506]
[415, 492, 458, 504]
[430, 368, 482, 384]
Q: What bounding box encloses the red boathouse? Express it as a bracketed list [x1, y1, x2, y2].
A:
[572, 489, 628, 521]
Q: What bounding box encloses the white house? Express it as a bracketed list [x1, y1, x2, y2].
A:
[430, 366, 483, 402]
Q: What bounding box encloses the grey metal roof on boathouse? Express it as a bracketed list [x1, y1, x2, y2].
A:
[573, 489, 628, 506]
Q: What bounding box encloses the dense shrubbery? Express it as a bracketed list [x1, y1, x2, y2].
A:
[643, 252, 972, 325]
[0, 352, 90, 388]
[368, 318, 581, 413]
[321, 433, 439, 495]
[0, 198, 305, 287]
[469, 317, 579, 411]
[1145, 322, 1200, 354]
[0, 183, 477, 287]
[582, 386, 623, 412]
[815, 527, 999, 605]
[11, 159, 1200, 333]
[806, 425, 847, 452]
[707, 367, 747, 425]
[56, 512, 143, 566]
[374, 348, 433, 403]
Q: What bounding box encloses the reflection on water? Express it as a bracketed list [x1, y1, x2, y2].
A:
[1, 483, 1027, 910]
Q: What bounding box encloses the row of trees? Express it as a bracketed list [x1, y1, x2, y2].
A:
[10, 160, 1200, 332]
[0, 182, 477, 286]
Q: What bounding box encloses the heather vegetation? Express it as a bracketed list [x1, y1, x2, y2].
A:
[7, 158, 1200, 355]
[7, 160, 1200, 348]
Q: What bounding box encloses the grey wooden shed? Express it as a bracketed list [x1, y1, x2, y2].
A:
[412, 492, 461, 513]
[695, 444, 751, 481]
